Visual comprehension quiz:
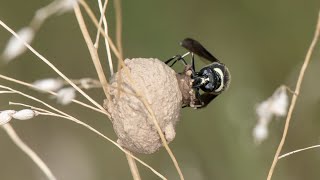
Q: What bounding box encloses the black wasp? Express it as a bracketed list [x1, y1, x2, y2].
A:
[165, 38, 231, 108]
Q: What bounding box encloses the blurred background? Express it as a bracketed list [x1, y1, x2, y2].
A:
[1, 0, 320, 179]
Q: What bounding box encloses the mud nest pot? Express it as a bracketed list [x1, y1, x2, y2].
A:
[104, 58, 184, 154]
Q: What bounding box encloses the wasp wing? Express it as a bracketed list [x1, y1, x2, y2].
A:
[191, 93, 219, 108]
[180, 38, 220, 63]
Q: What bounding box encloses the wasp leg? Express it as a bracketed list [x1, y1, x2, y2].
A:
[182, 105, 188, 108]
[164, 55, 178, 64]
[191, 53, 196, 72]
[165, 55, 187, 67]
[191, 88, 204, 108]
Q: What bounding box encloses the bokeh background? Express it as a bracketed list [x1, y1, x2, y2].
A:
[1, 0, 320, 179]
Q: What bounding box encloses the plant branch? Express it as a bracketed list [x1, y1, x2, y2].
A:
[278, 144, 320, 159]
[2, 124, 56, 180]
[0, 20, 107, 113]
[96, 0, 114, 75]
[5, 100, 166, 180]
[78, 0, 121, 60]
[0, 74, 110, 117]
[114, 0, 123, 60]
[73, 3, 111, 101]
[111, 0, 141, 179]
[267, 10, 320, 180]
[125, 151, 142, 180]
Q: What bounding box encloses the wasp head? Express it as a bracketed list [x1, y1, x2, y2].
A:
[193, 62, 231, 94]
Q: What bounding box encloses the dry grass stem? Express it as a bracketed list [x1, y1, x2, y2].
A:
[112, 51, 185, 179]
[93, 0, 107, 48]
[0, 1, 180, 179]
[73, 3, 111, 100]
[6, 100, 166, 179]
[78, 0, 121, 60]
[96, 0, 114, 75]
[85, 0, 140, 177]
[125, 151, 142, 180]
[2, 124, 56, 180]
[113, 57, 184, 179]
[114, 0, 123, 60]
[0, 74, 109, 117]
[79, 0, 182, 178]
[70, 78, 102, 89]
[114, 0, 124, 100]
[278, 144, 320, 159]
[78, 0, 124, 101]
[45, 111, 167, 180]
[0, 84, 73, 118]
[0, 20, 106, 113]
[113, 63, 185, 178]
[267, 10, 320, 180]
[138, 93, 184, 180]
[9, 102, 58, 115]
[75, 2, 141, 177]
[111, 0, 141, 178]
[0, 91, 15, 94]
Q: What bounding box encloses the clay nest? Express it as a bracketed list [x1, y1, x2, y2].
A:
[103, 58, 194, 154]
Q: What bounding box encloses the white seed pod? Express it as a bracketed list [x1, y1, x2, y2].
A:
[12, 109, 38, 120]
[255, 86, 288, 123]
[255, 100, 273, 123]
[56, 87, 76, 105]
[104, 58, 182, 154]
[0, 110, 15, 125]
[253, 86, 289, 144]
[33, 78, 64, 92]
[253, 122, 269, 145]
[270, 86, 288, 117]
[2, 27, 35, 62]
[57, 0, 78, 14]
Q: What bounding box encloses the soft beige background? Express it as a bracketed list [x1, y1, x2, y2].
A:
[1, 0, 320, 179]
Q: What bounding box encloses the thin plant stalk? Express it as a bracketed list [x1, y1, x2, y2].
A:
[0, 20, 106, 113]
[0, 74, 109, 117]
[78, 0, 121, 60]
[112, 52, 185, 179]
[32, 1, 182, 179]
[0, 2, 170, 180]
[125, 151, 142, 180]
[0, 84, 76, 119]
[42, 112, 166, 180]
[75, 2, 141, 179]
[114, 0, 123, 100]
[96, 0, 114, 75]
[2, 124, 56, 180]
[74, 1, 141, 180]
[93, 0, 107, 48]
[5, 99, 166, 179]
[73, 3, 111, 101]
[114, 0, 123, 58]
[267, 10, 320, 180]
[278, 144, 320, 159]
[111, 0, 141, 179]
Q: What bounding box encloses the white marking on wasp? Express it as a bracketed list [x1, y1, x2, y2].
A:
[214, 68, 224, 92]
[200, 77, 210, 85]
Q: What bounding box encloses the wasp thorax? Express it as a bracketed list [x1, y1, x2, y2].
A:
[103, 58, 182, 154]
